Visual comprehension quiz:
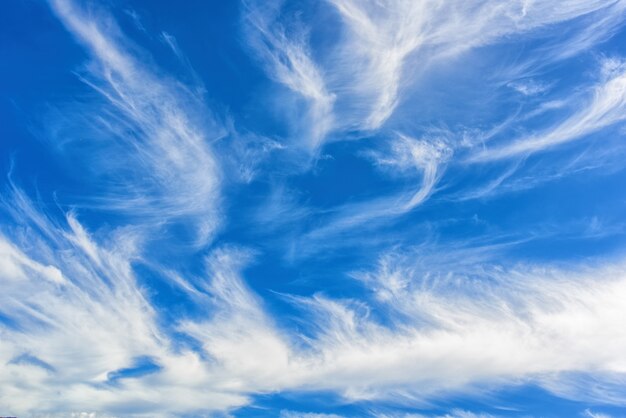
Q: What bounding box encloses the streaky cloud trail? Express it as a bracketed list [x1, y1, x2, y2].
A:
[48, 0, 223, 245]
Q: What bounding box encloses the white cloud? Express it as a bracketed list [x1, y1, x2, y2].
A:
[507, 79, 551, 96]
[48, 0, 223, 244]
[4, 0, 626, 416]
[327, 0, 626, 130]
[472, 58, 626, 161]
[583, 409, 613, 418]
[296, 134, 451, 249]
[242, 0, 335, 152]
[372, 134, 451, 211]
[0, 188, 253, 416]
[289, 249, 626, 402]
[3, 186, 626, 415]
[178, 246, 293, 393]
[241, 0, 625, 151]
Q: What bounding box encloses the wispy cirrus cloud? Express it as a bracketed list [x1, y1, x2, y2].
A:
[47, 0, 223, 244]
[4, 0, 626, 416]
[0, 186, 270, 416]
[326, 0, 626, 131]
[241, 0, 626, 162]
[0, 186, 168, 414]
[472, 57, 626, 162]
[285, 249, 626, 404]
[242, 0, 335, 152]
[370, 134, 452, 212]
[2, 183, 626, 415]
[584, 409, 614, 418]
[293, 134, 451, 255]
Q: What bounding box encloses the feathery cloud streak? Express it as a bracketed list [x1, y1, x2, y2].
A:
[49, 0, 222, 244]
[242, 0, 335, 152]
[472, 58, 626, 161]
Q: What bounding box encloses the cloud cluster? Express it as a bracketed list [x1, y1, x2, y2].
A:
[3, 0, 626, 416]
[3, 181, 626, 416]
[0, 186, 271, 416]
[243, 0, 626, 147]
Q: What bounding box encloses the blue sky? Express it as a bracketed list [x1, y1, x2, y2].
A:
[2, 0, 626, 417]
